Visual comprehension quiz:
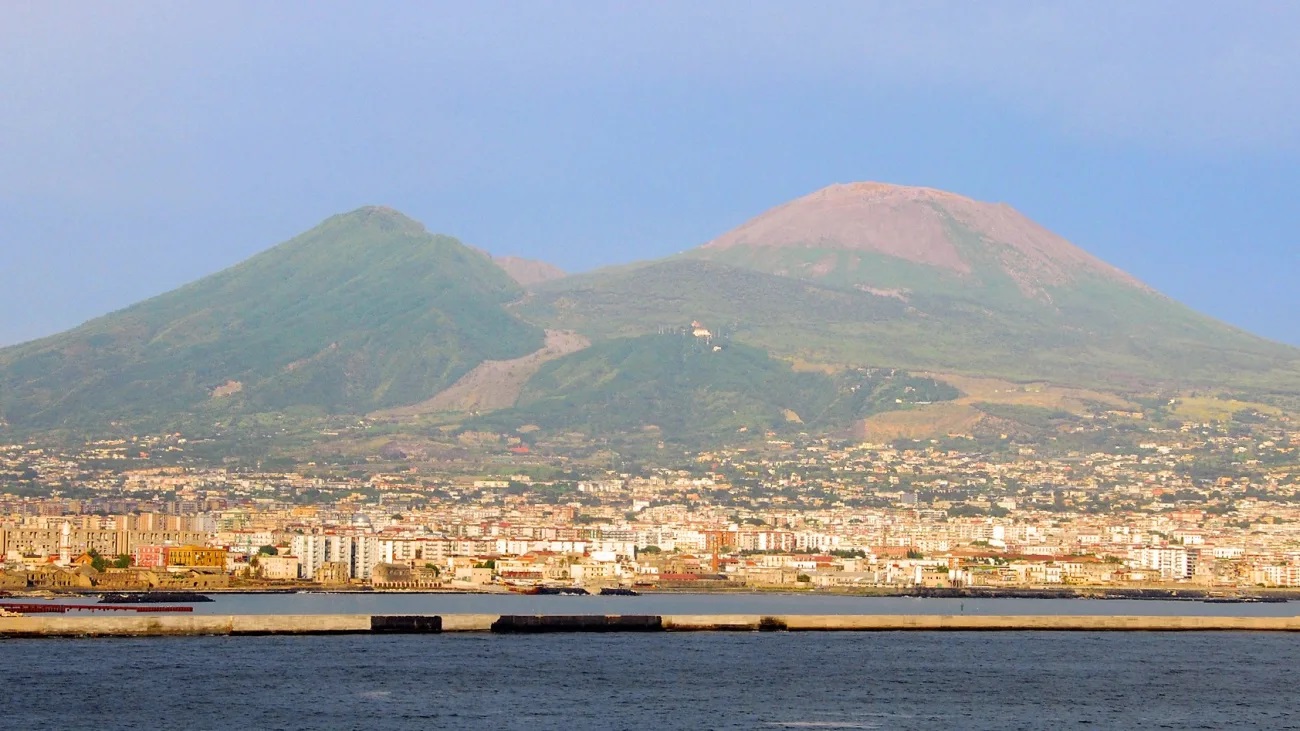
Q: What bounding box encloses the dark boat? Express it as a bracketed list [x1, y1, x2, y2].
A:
[97, 591, 214, 604]
[531, 586, 590, 596]
[599, 587, 640, 596]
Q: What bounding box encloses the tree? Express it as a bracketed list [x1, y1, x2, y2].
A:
[638, 546, 663, 555]
[87, 549, 109, 572]
[257, 545, 279, 556]
[112, 555, 131, 569]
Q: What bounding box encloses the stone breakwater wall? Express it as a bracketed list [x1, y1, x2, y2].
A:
[4, 614, 1300, 637]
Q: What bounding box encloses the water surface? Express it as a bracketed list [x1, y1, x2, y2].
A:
[3, 632, 1296, 730]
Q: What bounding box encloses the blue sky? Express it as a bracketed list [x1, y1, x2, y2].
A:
[2, 2, 1298, 346]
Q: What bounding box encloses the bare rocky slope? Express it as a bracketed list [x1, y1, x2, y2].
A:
[372, 330, 590, 417]
[493, 256, 567, 287]
[697, 181, 1142, 299]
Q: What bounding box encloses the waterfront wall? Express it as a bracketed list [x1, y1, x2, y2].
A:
[4, 613, 1300, 637]
[0, 614, 373, 637]
[659, 614, 1300, 632]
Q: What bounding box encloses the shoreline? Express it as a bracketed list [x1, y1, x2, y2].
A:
[5, 586, 1297, 602]
[4, 612, 1300, 637]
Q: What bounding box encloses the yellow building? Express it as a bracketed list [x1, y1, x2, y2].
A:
[314, 561, 351, 585]
[166, 546, 228, 568]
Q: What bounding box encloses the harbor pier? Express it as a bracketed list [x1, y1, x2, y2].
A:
[4, 613, 1300, 637]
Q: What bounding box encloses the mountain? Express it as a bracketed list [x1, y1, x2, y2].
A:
[3, 186, 1298, 446]
[695, 182, 1141, 298]
[492, 256, 567, 286]
[0, 207, 545, 430]
[523, 183, 1300, 392]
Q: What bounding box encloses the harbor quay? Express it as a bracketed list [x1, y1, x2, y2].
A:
[4, 613, 1300, 637]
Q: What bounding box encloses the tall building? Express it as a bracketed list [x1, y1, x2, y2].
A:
[292, 535, 355, 579]
[1128, 547, 1190, 579]
[352, 536, 379, 580]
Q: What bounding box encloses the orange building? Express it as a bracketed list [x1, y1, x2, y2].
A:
[166, 546, 228, 568]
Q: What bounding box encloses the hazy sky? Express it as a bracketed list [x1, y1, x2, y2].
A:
[3, 2, 1298, 346]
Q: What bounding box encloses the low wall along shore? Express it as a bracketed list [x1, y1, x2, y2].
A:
[4, 613, 1300, 637]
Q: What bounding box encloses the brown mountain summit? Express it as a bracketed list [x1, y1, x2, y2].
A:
[699, 182, 1142, 296]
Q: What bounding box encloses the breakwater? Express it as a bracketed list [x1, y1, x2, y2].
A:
[4, 613, 1300, 637]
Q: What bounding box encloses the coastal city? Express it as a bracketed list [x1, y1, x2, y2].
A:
[3, 409, 1297, 595]
[8, 4, 1300, 729]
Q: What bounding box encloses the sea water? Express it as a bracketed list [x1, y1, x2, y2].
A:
[2, 632, 1297, 730]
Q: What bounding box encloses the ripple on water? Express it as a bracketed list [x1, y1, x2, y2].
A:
[1, 633, 1297, 731]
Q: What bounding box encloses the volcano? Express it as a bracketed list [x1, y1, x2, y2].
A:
[697, 182, 1142, 298]
[522, 182, 1300, 391]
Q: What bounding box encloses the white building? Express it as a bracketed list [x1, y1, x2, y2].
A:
[352, 536, 380, 580]
[1128, 547, 1190, 579]
[1253, 565, 1300, 587]
[292, 535, 355, 579]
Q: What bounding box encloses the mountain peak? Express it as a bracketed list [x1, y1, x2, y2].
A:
[329, 205, 427, 235]
[0, 208, 546, 428]
[699, 181, 1142, 293]
[816, 181, 974, 204]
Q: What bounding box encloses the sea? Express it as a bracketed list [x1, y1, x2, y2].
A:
[3, 595, 1299, 730]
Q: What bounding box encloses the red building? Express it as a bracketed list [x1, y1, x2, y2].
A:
[133, 544, 167, 569]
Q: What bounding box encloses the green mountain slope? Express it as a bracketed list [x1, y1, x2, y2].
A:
[519, 184, 1300, 393]
[518, 258, 905, 339]
[4, 184, 1298, 448]
[469, 333, 958, 442]
[519, 258, 1300, 390]
[0, 207, 544, 429]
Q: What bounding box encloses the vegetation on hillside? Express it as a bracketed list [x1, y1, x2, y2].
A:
[3, 196, 1298, 451]
[469, 333, 958, 443]
[521, 235, 1300, 393]
[972, 403, 1078, 430]
[0, 207, 544, 429]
